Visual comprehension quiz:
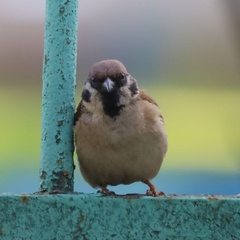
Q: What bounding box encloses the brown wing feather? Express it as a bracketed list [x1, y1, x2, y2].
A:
[74, 100, 85, 125]
[139, 90, 164, 123]
[139, 90, 158, 106]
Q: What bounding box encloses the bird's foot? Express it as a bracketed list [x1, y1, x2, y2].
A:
[98, 186, 116, 196]
[143, 180, 165, 197]
[146, 189, 165, 197]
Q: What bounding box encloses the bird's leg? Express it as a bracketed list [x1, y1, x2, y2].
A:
[98, 186, 116, 196]
[143, 180, 165, 197]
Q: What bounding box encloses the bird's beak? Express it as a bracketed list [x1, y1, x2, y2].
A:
[101, 78, 115, 92]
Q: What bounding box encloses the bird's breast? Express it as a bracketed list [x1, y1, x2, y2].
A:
[74, 102, 167, 187]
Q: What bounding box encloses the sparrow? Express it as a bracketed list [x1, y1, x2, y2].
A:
[74, 59, 168, 196]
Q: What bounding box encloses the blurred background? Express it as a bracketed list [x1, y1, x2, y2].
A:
[0, 0, 239, 195]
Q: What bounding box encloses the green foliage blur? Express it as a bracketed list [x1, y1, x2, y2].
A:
[1, 84, 240, 172]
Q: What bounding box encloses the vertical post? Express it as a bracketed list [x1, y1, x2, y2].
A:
[40, 0, 78, 193]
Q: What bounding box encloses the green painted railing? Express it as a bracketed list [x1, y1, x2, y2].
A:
[0, 1, 240, 239]
[40, 0, 78, 193]
[0, 194, 239, 239]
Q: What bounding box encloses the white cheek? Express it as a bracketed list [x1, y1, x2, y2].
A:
[126, 75, 131, 84]
[118, 86, 132, 106]
[119, 94, 130, 106]
[83, 82, 104, 113]
[84, 82, 99, 103]
[118, 76, 139, 105]
[85, 82, 96, 96]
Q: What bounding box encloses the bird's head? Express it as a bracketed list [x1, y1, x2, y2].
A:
[82, 59, 139, 118]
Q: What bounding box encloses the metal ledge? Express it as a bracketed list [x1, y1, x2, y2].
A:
[0, 194, 239, 239]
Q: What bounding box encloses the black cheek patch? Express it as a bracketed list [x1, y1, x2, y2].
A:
[129, 81, 139, 97]
[82, 89, 91, 102]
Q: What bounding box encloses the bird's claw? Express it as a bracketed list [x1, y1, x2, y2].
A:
[146, 189, 165, 197]
[98, 187, 116, 196]
[143, 180, 165, 197]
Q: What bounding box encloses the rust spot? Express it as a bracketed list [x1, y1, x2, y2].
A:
[58, 120, 64, 127]
[79, 214, 85, 222]
[152, 230, 160, 235]
[21, 195, 28, 203]
[64, 0, 70, 5]
[56, 159, 63, 165]
[40, 171, 47, 179]
[44, 55, 49, 65]
[51, 171, 73, 192]
[59, 6, 65, 14]
[44, 133, 47, 141]
[193, 201, 198, 206]
[55, 130, 61, 144]
[58, 106, 67, 114]
[207, 195, 219, 200]
[66, 38, 71, 44]
[0, 228, 3, 236]
[58, 84, 64, 90]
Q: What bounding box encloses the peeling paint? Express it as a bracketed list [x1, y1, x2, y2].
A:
[56, 159, 63, 165]
[50, 171, 73, 193]
[66, 38, 71, 44]
[40, 171, 47, 179]
[57, 120, 64, 127]
[55, 130, 61, 144]
[59, 6, 65, 14]
[79, 214, 85, 222]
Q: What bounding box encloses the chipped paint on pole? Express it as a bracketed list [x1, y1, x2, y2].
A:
[40, 0, 78, 193]
[0, 194, 240, 239]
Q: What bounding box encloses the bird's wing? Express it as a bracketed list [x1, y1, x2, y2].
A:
[139, 90, 164, 123]
[139, 90, 158, 106]
[74, 100, 85, 125]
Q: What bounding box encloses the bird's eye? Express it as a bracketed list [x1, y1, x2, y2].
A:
[119, 73, 126, 86]
[91, 77, 96, 86]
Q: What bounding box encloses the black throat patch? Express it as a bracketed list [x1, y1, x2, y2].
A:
[101, 91, 125, 118]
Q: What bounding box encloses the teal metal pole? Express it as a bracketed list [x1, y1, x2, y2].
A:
[40, 0, 78, 193]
